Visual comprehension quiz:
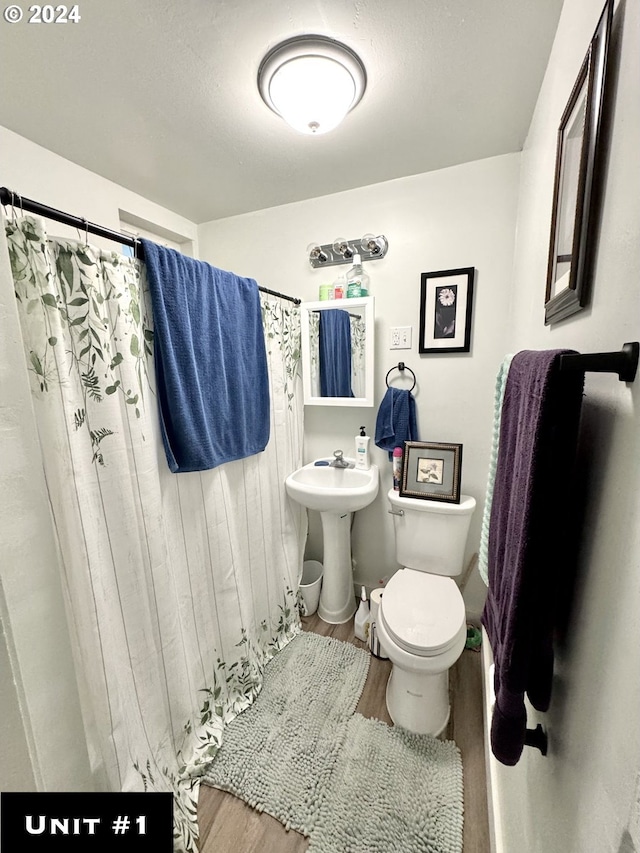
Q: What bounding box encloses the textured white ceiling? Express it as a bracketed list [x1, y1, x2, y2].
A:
[0, 0, 564, 223]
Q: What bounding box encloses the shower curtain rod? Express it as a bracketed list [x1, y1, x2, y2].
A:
[0, 187, 301, 305]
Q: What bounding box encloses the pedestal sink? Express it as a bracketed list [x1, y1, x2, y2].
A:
[285, 458, 379, 623]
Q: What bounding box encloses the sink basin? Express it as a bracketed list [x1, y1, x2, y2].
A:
[286, 458, 379, 624]
[285, 458, 379, 513]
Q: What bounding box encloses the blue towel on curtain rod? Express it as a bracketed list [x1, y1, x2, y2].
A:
[141, 239, 270, 473]
[319, 309, 354, 397]
[374, 387, 418, 459]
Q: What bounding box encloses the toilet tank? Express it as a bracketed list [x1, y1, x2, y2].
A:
[387, 488, 476, 576]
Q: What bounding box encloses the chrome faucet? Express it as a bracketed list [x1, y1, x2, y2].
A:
[330, 449, 350, 468]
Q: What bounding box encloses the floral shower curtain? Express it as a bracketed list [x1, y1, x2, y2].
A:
[4, 214, 306, 852]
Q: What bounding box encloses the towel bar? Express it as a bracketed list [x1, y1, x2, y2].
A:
[559, 342, 638, 382]
[312, 309, 361, 319]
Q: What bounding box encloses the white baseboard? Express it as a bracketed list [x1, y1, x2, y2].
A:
[481, 627, 503, 853]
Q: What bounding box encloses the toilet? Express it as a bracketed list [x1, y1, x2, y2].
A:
[376, 488, 476, 736]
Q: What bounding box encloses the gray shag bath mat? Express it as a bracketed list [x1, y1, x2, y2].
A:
[308, 714, 463, 853]
[203, 631, 463, 853]
[203, 632, 370, 833]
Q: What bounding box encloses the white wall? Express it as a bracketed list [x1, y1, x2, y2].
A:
[1, 126, 197, 250]
[0, 126, 198, 791]
[198, 153, 521, 619]
[484, 0, 640, 850]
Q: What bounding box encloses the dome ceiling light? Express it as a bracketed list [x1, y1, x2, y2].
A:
[258, 35, 366, 135]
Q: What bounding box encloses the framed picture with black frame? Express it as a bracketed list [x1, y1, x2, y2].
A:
[544, 0, 612, 325]
[399, 441, 463, 504]
[419, 267, 474, 354]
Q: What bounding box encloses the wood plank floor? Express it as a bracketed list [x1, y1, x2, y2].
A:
[198, 614, 490, 853]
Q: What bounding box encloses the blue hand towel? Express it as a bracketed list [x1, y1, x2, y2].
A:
[319, 309, 354, 397]
[142, 240, 270, 473]
[374, 387, 418, 459]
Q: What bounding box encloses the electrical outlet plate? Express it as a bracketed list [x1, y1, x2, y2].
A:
[390, 326, 412, 350]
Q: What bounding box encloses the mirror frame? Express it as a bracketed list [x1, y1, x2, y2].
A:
[300, 296, 375, 407]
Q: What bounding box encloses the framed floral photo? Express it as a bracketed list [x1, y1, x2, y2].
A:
[419, 268, 475, 354]
[400, 441, 463, 503]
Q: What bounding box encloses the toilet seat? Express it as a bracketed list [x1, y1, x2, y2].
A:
[380, 568, 466, 657]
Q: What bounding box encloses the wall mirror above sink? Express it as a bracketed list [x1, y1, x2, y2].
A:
[300, 296, 375, 407]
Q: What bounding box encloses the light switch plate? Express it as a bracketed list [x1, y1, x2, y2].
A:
[390, 326, 412, 349]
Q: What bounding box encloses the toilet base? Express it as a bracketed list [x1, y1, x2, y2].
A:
[385, 666, 450, 736]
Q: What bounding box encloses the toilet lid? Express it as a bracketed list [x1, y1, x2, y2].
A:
[380, 569, 465, 655]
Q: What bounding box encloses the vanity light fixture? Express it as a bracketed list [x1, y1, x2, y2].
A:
[258, 35, 366, 135]
[308, 234, 389, 268]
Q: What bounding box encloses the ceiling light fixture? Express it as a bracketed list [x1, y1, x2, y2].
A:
[258, 35, 366, 135]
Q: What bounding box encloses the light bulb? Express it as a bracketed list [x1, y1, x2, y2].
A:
[307, 242, 328, 263]
[332, 237, 353, 259]
[361, 233, 384, 255]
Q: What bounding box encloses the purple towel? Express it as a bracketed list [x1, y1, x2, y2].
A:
[481, 350, 584, 766]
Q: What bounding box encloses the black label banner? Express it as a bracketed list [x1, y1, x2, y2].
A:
[0, 792, 173, 851]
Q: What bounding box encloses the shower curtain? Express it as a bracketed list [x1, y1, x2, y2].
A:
[3, 214, 306, 852]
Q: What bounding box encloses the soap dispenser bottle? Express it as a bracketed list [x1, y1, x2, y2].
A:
[346, 254, 370, 298]
[354, 586, 370, 642]
[355, 426, 371, 470]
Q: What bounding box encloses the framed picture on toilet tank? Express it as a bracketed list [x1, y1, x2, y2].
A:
[419, 267, 475, 354]
[400, 441, 463, 504]
[544, 0, 612, 326]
